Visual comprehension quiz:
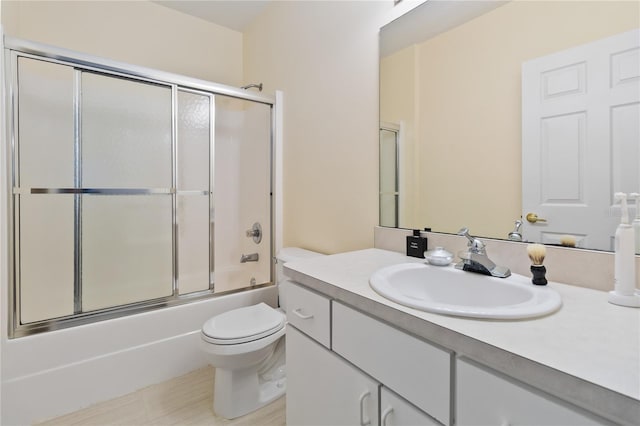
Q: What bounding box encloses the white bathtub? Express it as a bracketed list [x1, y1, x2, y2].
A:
[0, 286, 278, 425]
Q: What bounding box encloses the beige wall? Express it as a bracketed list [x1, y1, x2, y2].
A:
[0, 0, 18, 35]
[244, 1, 390, 254]
[380, 45, 418, 227]
[1, 0, 243, 85]
[383, 0, 639, 238]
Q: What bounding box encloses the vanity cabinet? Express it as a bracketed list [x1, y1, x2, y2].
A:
[456, 358, 610, 425]
[285, 281, 612, 426]
[283, 250, 637, 425]
[286, 326, 379, 426]
[332, 301, 451, 425]
[286, 283, 445, 426]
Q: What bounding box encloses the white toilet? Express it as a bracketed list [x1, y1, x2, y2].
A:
[200, 247, 323, 419]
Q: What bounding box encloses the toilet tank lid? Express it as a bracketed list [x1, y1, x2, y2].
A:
[277, 247, 324, 263]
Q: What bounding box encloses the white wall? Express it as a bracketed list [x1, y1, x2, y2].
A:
[243, 1, 395, 255]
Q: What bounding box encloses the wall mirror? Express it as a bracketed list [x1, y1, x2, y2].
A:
[380, 0, 640, 252]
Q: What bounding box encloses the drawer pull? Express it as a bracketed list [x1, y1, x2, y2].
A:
[293, 308, 314, 320]
[381, 406, 394, 426]
[359, 391, 371, 426]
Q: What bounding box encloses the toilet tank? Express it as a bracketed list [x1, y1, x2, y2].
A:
[276, 247, 324, 283]
[276, 247, 324, 312]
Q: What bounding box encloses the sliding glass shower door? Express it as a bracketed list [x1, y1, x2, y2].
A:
[177, 89, 212, 295]
[17, 57, 175, 319]
[213, 96, 272, 293]
[9, 48, 274, 336]
[17, 57, 76, 323]
[81, 71, 174, 311]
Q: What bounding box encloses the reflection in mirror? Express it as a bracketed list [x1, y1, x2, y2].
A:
[380, 0, 640, 252]
[380, 123, 400, 227]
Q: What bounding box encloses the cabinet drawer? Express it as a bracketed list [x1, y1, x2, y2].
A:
[332, 302, 451, 425]
[285, 281, 331, 348]
[457, 357, 609, 425]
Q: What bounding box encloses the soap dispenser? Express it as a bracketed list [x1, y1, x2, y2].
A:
[608, 193, 640, 307]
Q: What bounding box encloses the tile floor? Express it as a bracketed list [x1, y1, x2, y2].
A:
[36, 367, 286, 426]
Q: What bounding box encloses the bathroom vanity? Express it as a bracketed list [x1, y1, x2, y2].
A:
[283, 249, 640, 425]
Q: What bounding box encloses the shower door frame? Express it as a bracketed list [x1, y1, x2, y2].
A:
[3, 36, 278, 338]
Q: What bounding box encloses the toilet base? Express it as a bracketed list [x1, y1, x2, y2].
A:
[211, 337, 286, 419]
[213, 363, 286, 419]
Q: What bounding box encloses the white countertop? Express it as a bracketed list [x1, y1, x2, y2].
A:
[284, 248, 640, 424]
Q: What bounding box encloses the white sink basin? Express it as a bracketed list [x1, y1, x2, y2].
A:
[369, 263, 562, 319]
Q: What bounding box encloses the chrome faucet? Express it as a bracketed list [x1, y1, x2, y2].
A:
[507, 219, 523, 242]
[455, 228, 511, 278]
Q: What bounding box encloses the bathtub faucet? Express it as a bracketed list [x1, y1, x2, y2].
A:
[240, 253, 259, 263]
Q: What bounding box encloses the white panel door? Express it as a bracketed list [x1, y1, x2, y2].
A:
[522, 29, 640, 250]
[286, 326, 379, 426]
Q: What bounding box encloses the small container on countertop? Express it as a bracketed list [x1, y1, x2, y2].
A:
[425, 247, 454, 266]
[406, 229, 427, 258]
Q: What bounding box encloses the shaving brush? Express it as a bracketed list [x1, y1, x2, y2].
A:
[560, 235, 576, 248]
[527, 243, 547, 285]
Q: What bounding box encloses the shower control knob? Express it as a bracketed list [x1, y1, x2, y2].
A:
[246, 222, 262, 244]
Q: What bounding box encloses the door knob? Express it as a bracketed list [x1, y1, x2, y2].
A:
[526, 213, 547, 224]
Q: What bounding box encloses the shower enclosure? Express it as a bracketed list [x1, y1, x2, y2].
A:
[4, 38, 276, 337]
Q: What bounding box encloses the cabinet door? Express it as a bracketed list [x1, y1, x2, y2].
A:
[332, 302, 451, 424]
[287, 326, 379, 426]
[380, 387, 440, 426]
[457, 358, 610, 425]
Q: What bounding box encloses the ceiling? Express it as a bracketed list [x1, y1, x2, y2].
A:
[153, 0, 271, 32]
[380, 0, 507, 57]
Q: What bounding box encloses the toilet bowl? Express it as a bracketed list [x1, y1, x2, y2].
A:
[200, 247, 323, 419]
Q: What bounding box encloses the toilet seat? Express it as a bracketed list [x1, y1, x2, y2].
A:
[202, 303, 285, 345]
